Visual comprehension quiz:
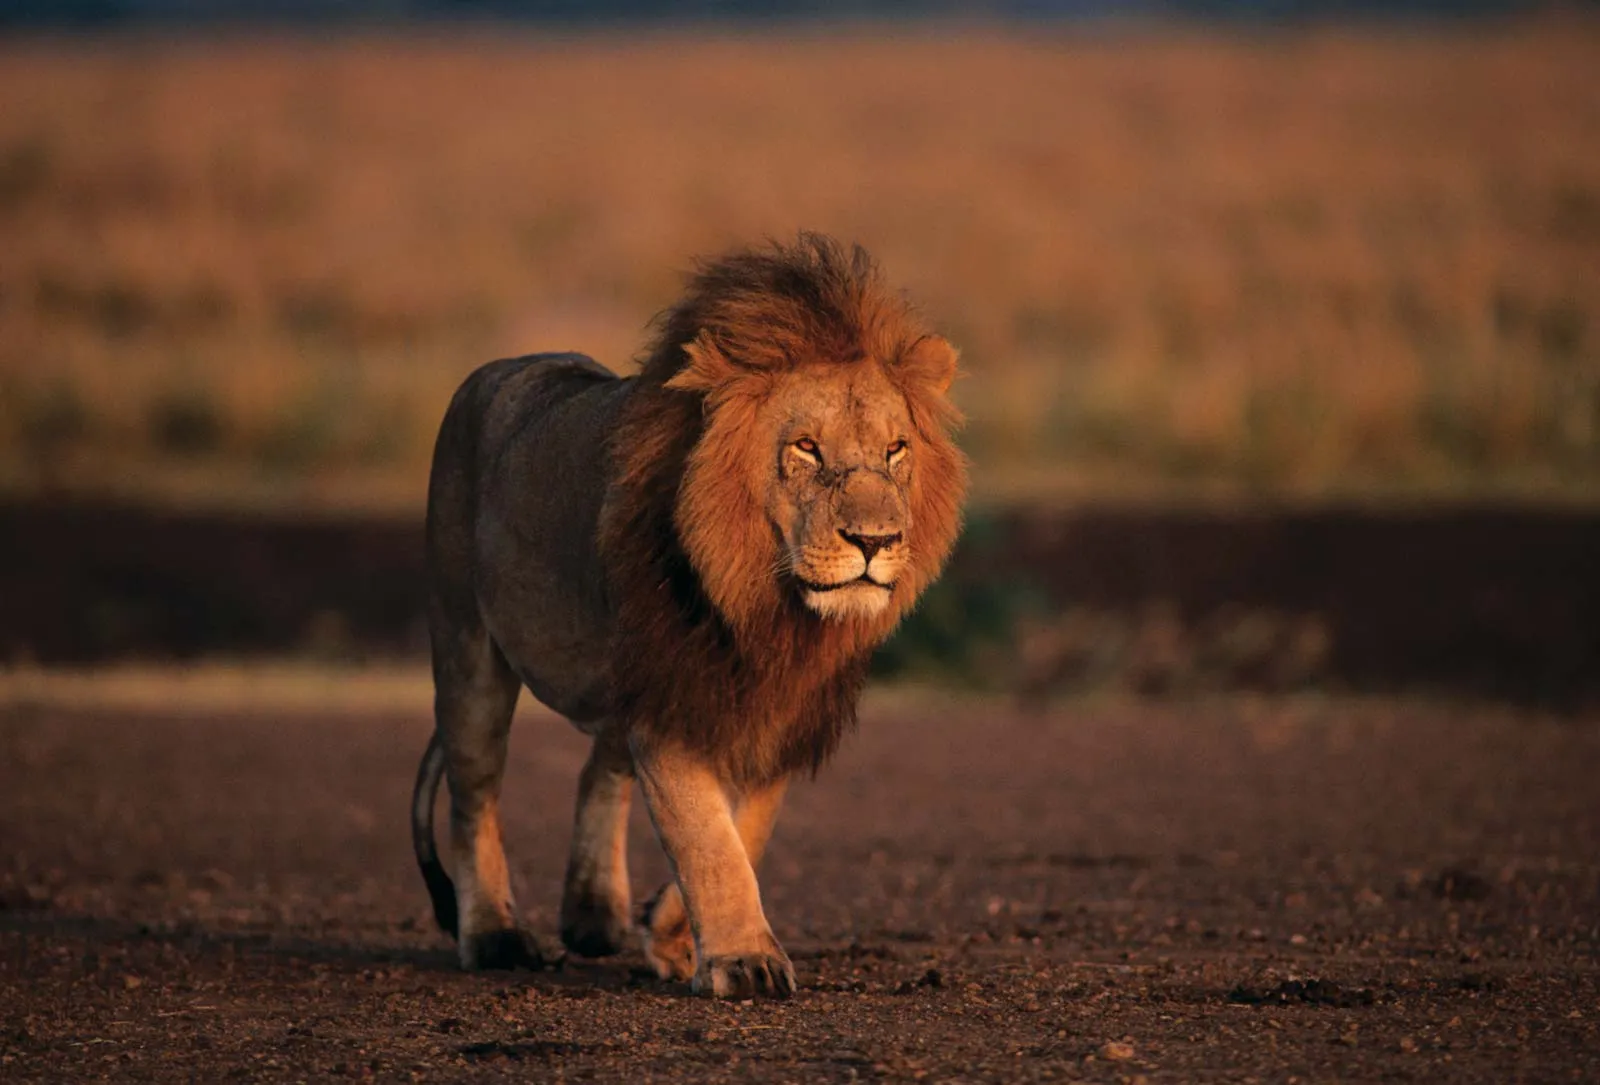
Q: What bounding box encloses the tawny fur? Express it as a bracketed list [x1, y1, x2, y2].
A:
[412, 232, 967, 992]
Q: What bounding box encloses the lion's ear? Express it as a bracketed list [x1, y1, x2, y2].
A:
[665, 330, 738, 394]
[898, 335, 959, 395]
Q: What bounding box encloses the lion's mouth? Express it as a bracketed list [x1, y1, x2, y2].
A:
[798, 575, 894, 594]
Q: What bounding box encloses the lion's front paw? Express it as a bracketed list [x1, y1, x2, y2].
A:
[460, 927, 562, 971]
[638, 884, 695, 982]
[693, 942, 796, 1000]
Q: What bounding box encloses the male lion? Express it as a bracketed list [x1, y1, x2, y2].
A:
[410, 233, 967, 998]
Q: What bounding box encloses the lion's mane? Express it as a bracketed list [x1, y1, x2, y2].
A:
[597, 234, 967, 787]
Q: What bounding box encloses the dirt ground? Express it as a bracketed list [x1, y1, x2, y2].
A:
[2, 691, 1597, 1082]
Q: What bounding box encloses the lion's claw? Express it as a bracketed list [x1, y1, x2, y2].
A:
[694, 949, 796, 999]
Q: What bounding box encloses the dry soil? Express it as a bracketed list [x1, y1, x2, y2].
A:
[2, 693, 1597, 1082]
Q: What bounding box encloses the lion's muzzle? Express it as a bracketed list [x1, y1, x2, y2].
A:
[786, 469, 912, 620]
[793, 527, 906, 620]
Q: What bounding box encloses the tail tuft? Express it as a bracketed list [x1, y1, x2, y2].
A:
[421, 855, 458, 937]
[411, 731, 458, 938]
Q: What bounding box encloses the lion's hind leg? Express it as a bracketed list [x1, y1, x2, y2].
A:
[559, 725, 635, 958]
[433, 626, 550, 970]
[639, 880, 695, 982]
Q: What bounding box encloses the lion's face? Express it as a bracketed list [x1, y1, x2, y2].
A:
[663, 297, 965, 643]
[763, 364, 915, 621]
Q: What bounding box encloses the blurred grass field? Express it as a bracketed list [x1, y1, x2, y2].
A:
[1, 21, 1597, 511]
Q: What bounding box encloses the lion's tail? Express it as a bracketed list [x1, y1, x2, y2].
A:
[411, 730, 458, 938]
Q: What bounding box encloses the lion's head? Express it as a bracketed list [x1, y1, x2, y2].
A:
[643, 234, 967, 642]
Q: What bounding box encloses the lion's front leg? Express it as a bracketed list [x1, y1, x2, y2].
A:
[641, 776, 788, 984]
[632, 742, 794, 998]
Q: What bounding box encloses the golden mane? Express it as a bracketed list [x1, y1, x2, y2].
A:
[598, 234, 967, 786]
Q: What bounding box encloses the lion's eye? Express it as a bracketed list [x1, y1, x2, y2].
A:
[793, 437, 821, 462]
[886, 439, 908, 462]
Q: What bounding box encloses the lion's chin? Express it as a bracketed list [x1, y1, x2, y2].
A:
[801, 581, 892, 621]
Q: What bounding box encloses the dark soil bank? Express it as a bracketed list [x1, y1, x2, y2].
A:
[4, 500, 1599, 705]
[2, 696, 1597, 1082]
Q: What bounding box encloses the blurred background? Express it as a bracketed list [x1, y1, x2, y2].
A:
[1, 1, 1597, 704]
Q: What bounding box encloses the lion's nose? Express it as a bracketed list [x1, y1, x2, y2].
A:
[839, 530, 902, 562]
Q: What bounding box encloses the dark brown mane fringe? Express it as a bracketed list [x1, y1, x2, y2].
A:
[638, 233, 894, 386]
[598, 233, 963, 786]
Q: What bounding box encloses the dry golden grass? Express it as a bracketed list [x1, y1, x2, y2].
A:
[1, 22, 1597, 509]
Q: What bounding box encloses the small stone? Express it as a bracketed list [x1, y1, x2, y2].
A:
[1100, 1041, 1135, 1061]
[1399, 1036, 1418, 1053]
[122, 975, 144, 990]
[1289, 934, 1307, 946]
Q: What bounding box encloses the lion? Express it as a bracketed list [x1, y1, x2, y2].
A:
[410, 233, 967, 998]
